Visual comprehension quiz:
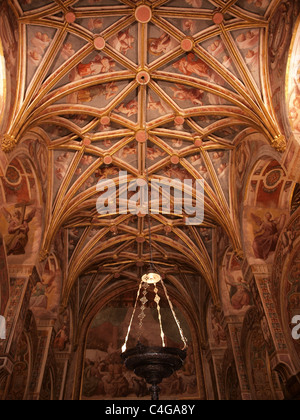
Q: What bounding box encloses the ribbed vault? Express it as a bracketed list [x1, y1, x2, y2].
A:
[0, 0, 289, 308]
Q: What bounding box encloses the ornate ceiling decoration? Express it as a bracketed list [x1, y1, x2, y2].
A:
[0, 0, 289, 307]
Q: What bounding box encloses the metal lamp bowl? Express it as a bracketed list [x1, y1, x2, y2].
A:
[121, 343, 187, 400]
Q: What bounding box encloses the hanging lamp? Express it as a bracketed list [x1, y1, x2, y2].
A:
[121, 269, 188, 400]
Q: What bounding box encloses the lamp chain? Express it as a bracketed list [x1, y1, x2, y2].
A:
[153, 283, 166, 347]
[137, 281, 149, 342]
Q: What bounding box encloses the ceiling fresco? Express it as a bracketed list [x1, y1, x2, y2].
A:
[0, 0, 295, 310]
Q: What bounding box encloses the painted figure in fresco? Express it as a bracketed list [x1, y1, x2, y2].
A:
[251, 212, 286, 260]
[173, 53, 210, 78]
[1, 205, 36, 256]
[190, 155, 210, 181]
[208, 39, 225, 57]
[245, 49, 259, 70]
[225, 275, 251, 311]
[148, 94, 171, 115]
[120, 145, 137, 159]
[83, 352, 131, 398]
[77, 82, 118, 104]
[171, 139, 183, 148]
[28, 49, 42, 66]
[182, 19, 196, 35]
[147, 146, 166, 161]
[31, 32, 51, 55]
[222, 54, 233, 69]
[30, 266, 61, 318]
[172, 84, 204, 106]
[211, 313, 227, 346]
[60, 42, 75, 60]
[236, 30, 259, 70]
[30, 280, 48, 309]
[289, 79, 300, 133]
[55, 152, 71, 180]
[88, 18, 103, 32]
[0, 3, 18, 72]
[95, 166, 119, 180]
[148, 33, 177, 56]
[77, 55, 116, 78]
[281, 228, 296, 257]
[28, 31, 52, 66]
[115, 100, 138, 117]
[111, 29, 134, 55]
[236, 30, 259, 50]
[54, 325, 69, 351]
[83, 359, 101, 397]
[163, 165, 188, 182]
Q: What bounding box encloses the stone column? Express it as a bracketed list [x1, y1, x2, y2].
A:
[244, 263, 295, 377]
[27, 322, 55, 400]
[54, 352, 70, 400]
[203, 347, 225, 400]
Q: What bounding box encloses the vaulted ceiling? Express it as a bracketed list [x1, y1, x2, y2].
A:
[0, 0, 291, 309]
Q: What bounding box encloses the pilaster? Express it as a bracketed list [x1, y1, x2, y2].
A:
[244, 263, 295, 377]
[224, 316, 252, 400]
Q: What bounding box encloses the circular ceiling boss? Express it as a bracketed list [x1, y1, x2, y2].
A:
[65, 12, 76, 24]
[94, 37, 106, 51]
[136, 70, 151, 85]
[135, 5, 152, 24]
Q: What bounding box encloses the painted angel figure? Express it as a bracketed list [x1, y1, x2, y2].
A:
[251, 212, 286, 260]
[111, 29, 134, 55]
[148, 33, 177, 56]
[211, 314, 227, 345]
[173, 54, 210, 79]
[31, 32, 51, 55]
[60, 43, 75, 61]
[1, 205, 36, 256]
[147, 146, 166, 160]
[225, 274, 251, 311]
[54, 324, 69, 351]
[148, 94, 171, 115]
[55, 152, 70, 180]
[77, 55, 116, 78]
[182, 19, 196, 35]
[115, 100, 138, 117]
[172, 84, 204, 106]
[30, 265, 61, 317]
[28, 32, 52, 67]
[281, 228, 296, 257]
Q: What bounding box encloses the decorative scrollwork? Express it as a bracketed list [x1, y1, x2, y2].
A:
[1, 134, 17, 153]
[272, 134, 287, 152]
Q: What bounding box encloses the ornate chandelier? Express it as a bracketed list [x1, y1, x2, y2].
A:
[121, 268, 188, 401]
